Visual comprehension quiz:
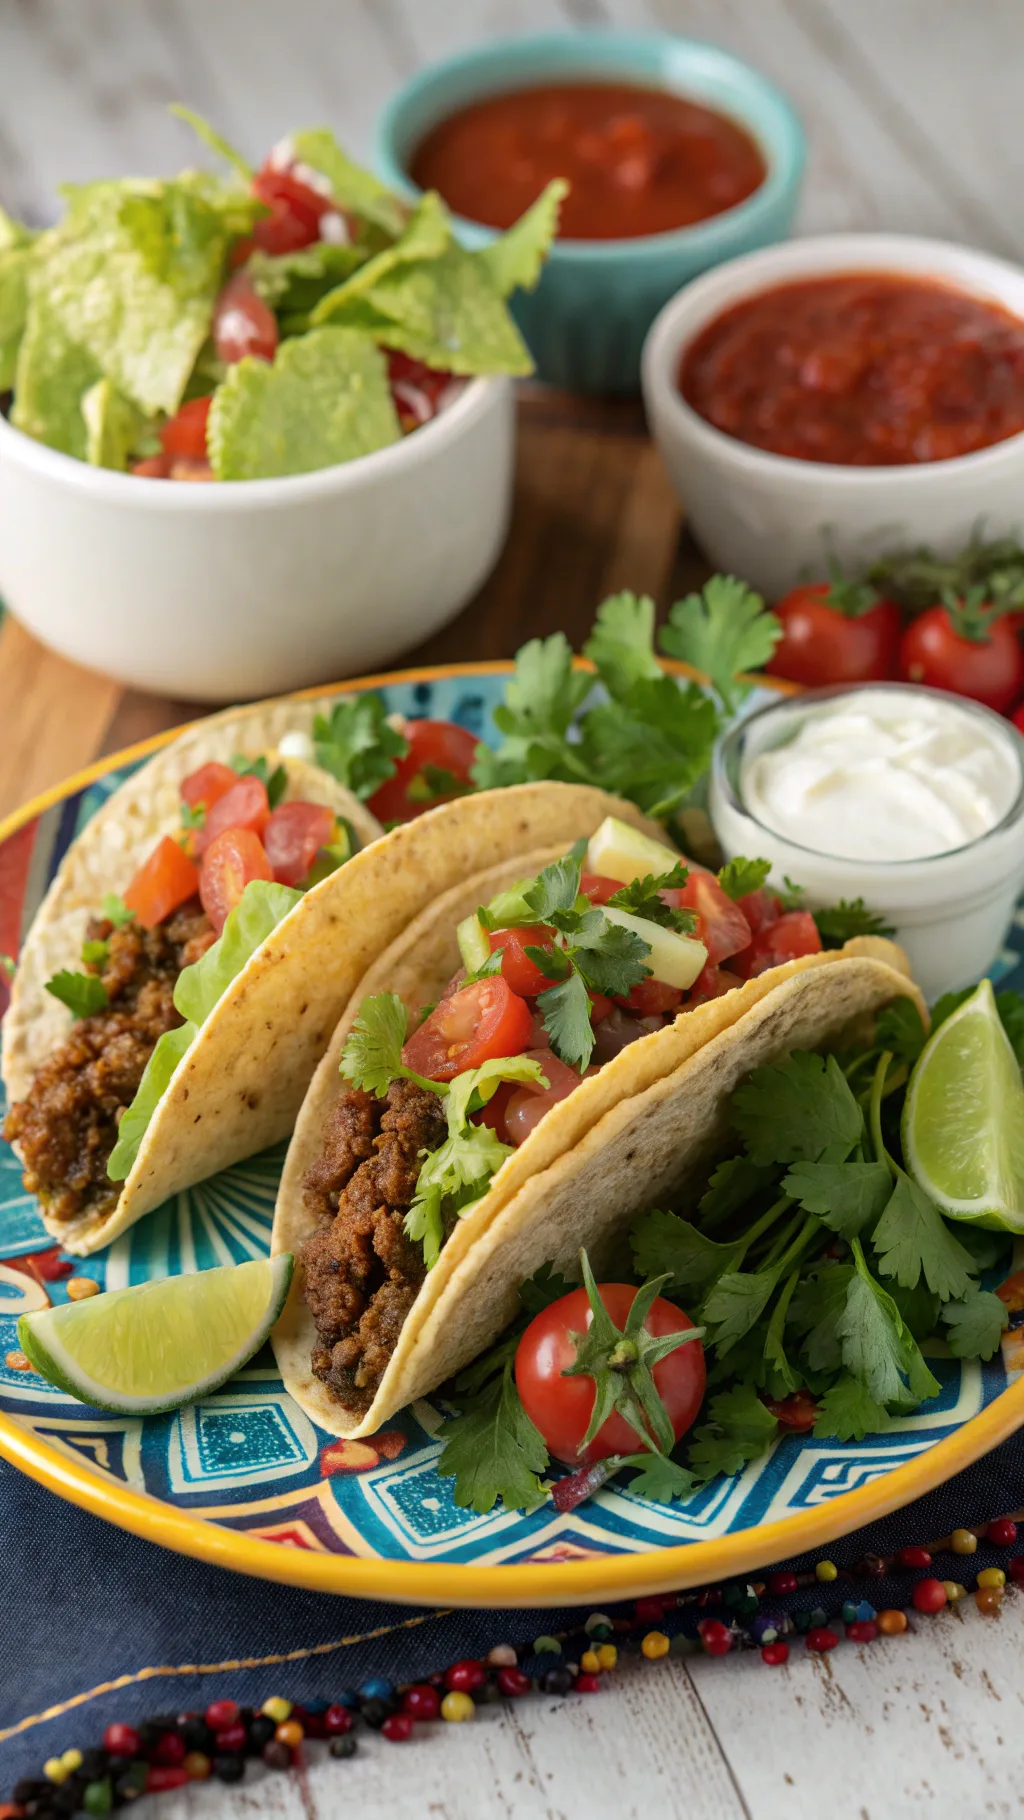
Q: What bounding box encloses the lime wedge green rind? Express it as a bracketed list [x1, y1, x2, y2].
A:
[903, 979, 1024, 1233]
[18, 1255, 293, 1414]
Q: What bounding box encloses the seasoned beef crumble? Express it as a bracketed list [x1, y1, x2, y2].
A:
[303, 1079, 448, 1415]
[4, 901, 214, 1223]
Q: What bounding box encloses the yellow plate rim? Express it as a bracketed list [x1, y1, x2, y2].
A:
[2, 657, 1017, 1611]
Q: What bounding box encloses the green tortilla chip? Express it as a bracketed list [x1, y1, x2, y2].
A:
[11, 292, 101, 459]
[290, 129, 407, 238]
[476, 180, 567, 298]
[312, 191, 452, 320]
[207, 325, 401, 479]
[246, 242, 365, 316]
[0, 207, 37, 390]
[171, 104, 254, 183]
[314, 240, 534, 375]
[81, 377, 151, 470]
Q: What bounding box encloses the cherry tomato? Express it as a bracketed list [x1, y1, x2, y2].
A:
[615, 978, 683, 1017]
[735, 910, 821, 979]
[199, 828, 274, 935]
[387, 350, 453, 430]
[735, 887, 782, 934]
[213, 272, 279, 365]
[123, 835, 200, 930]
[899, 606, 1024, 713]
[251, 166, 327, 255]
[579, 873, 623, 906]
[160, 396, 212, 460]
[180, 761, 239, 812]
[401, 976, 533, 1081]
[678, 870, 752, 965]
[131, 454, 170, 479]
[194, 775, 270, 857]
[498, 1048, 588, 1146]
[263, 801, 337, 887]
[766, 584, 902, 687]
[1014, 702, 1024, 736]
[588, 992, 614, 1024]
[688, 962, 743, 1004]
[488, 926, 556, 997]
[590, 1005, 661, 1065]
[764, 1389, 819, 1431]
[516, 1282, 705, 1467]
[366, 720, 479, 824]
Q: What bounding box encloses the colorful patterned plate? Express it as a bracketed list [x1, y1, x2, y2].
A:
[1, 663, 1022, 1610]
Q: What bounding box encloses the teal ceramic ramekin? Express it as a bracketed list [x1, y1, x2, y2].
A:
[374, 31, 806, 395]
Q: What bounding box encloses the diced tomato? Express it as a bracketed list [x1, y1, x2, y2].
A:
[194, 775, 270, 857]
[401, 976, 533, 1081]
[736, 888, 783, 934]
[588, 993, 614, 1024]
[199, 828, 274, 936]
[180, 761, 239, 813]
[678, 870, 752, 965]
[160, 396, 212, 460]
[366, 720, 480, 824]
[263, 800, 337, 887]
[251, 166, 328, 255]
[499, 1049, 588, 1147]
[579, 873, 623, 906]
[688, 962, 743, 1005]
[476, 1079, 518, 1136]
[763, 1389, 820, 1431]
[123, 836, 200, 931]
[615, 978, 684, 1017]
[735, 911, 822, 979]
[213, 272, 279, 364]
[387, 350, 453, 430]
[488, 926, 557, 998]
[131, 454, 171, 479]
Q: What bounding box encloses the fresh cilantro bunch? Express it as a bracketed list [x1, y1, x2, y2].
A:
[312, 695, 409, 801]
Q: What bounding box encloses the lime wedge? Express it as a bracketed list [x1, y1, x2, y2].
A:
[18, 1255, 293, 1414]
[902, 979, 1024, 1232]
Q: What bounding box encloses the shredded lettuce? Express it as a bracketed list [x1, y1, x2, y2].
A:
[107, 880, 301, 1182]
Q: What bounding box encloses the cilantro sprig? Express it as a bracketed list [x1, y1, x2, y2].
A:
[313, 694, 409, 800]
[230, 752, 287, 809]
[45, 969, 109, 1018]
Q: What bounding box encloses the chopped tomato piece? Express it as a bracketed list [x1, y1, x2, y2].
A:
[366, 719, 479, 824]
[199, 828, 273, 935]
[387, 349, 453, 429]
[736, 887, 783, 934]
[263, 800, 337, 887]
[499, 1049, 588, 1146]
[615, 978, 684, 1017]
[688, 962, 743, 1005]
[401, 976, 533, 1081]
[579, 873, 623, 906]
[213, 272, 279, 364]
[764, 1389, 820, 1431]
[736, 911, 822, 979]
[488, 925, 557, 998]
[123, 836, 199, 931]
[195, 775, 270, 857]
[252, 166, 328, 254]
[180, 761, 239, 812]
[588, 992, 614, 1024]
[160, 396, 212, 460]
[678, 869, 752, 965]
[131, 454, 170, 479]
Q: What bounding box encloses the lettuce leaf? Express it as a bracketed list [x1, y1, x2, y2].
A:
[107, 880, 301, 1182]
[11, 288, 102, 458]
[208, 326, 401, 480]
[289, 128, 408, 238]
[0, 208, 35, 392]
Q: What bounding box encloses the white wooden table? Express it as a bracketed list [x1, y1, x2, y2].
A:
[2, 2, 1023, 1814]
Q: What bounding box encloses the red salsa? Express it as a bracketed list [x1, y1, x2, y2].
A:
[408, 82, 765, 241]
[679, 273, 1024, 466]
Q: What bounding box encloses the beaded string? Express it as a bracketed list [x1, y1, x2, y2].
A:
[4, 1512, 1020, 1818]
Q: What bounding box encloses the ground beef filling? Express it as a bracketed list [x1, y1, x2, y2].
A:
[303, 1079, 448, 1416]
[3, 901, 214, 1224]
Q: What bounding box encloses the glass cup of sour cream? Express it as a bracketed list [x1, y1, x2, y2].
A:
[709, 683, 1024, 1002]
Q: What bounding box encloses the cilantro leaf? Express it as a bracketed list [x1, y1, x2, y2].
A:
[731, 1052, 863, 1167]
[954, 1225, 1012, 1274]
[44, 969, 109, 1018]
[874, 998, 928, 1070]
[518, 1263, 576, 1317]
[622, 1452, 697, 1504]
[577, 675, 719, 819]
[940, 1288, 1009, 1361]
[698, 1155, 781, 1228]
[631, 1208, 740, 1291]
[101, 893, 135, 927]
[582, 591, 663, 702]
[313, 692, 409, 800]
[567, 912, 651, 998]
[813, 1375, 892, 1442]
[789, 1264, 854, 1373]
[702, 1268, 781, 1356]
[523, 850, 584, 921]
[81, 938, 109, 968]
[687, 1384, 779, 1483]
[436, 1364, 549, 1514]
[783, 1159, 893, 1238]
[813, 898, 896, 948]
[339, 993, 443, 1099]
[471, 634, 591, 790]
[871, 1171, 975, 1299]
[537, 971, 595, 1073]
[763, 1270, 801, 1395]
[230, 752, 287, 808]
[837, 1265, 910, 1405]
[607, 864, 698, 933]
[717, 857, 771, 901]
[659, 575, 782, 714]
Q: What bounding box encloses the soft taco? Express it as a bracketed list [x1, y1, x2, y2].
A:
[272, 815, 925, 1440]
[3, 771, 658, 1256]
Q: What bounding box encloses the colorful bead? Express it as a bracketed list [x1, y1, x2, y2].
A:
[596, 1643, 617, 1670]
[815, 1560, 838, 1582]
[912, 1578, 947, 1613]
[847, 1621, 877, 1644]
[205, 1699, 240, 1731]
[634, 1597, 666, 1625]
[359, 1677, 395, 1703]
[183, 1752, 211, 1780]
[60, 1748, 83, 1772]
[857, 1554, 887, 1577]
[360, 1698, 393, 1730]
[580, 1649, 600, 1673]
[977, 1567, 1006, 1589]
[441, 1691, 475, 1722]
[275, 1720, 304, 1749]
[153, 1731, 185, 1765]
[328, 1734, 357, 1761]
[761, 1642, 789, 1666]
[769, 1571, 798, 1595]
[669, 1633, 701, 1657]
[445, 1658, 486, 1693]
[212, 1754, 245, 1783]
[641, 1630, 670, 1660]
[214, 1723, 246, 1753]
[950, 1529, 977, 1555]
[698, 1619, 733, 1657]
[262, 1741, 291, 1771]
[82, 1781, 113, 1815]
[898, 1547, 932, 1569]
[584, 1613, 613, 1638]
[402, 1685, 441, 1721]
[533, 1635, 561, 1654]
[497, 1667, 531, 1698]
[146, 1766, 189, 1793]
[986, 1517, 1018, 1547]
[750, 1613, 782, 1645]
[806, 1627, 839, 1652]
[575, 1673, 601, 1693]
[855, 1602, 877, 1623]
[487, 1644, 518, 1667]
[382, 1713, 414, 1742]
[975, 1586, 1003, 1614]
[877, 1609, 908, 1635]
[44, 1757, 69, 1785]
[102, 1723, 140, 1756]
[66, 1275, 100, 1299]
[1008, 1555, 1024, 1583]
[841, 1600, 859, 1624]
[541, 1666, 574, 1694]
[261, 1696, 292, 1723]
[4, 1350, 32, 1371]
[942, 1581, 967, 1604]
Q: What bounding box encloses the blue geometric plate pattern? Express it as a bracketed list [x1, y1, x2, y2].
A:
[1, 670, 1021, 1578]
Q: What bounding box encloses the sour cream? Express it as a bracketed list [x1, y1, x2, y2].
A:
[741, 689, 1021, 862]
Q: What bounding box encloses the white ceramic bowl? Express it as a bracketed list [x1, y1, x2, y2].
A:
[641, 234, 1024, 598]
[0, 377, 513, 702]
